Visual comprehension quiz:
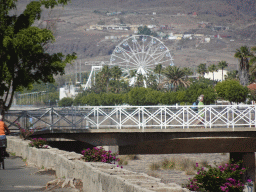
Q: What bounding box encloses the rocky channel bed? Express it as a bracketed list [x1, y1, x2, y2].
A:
[120, 153, 230, 186]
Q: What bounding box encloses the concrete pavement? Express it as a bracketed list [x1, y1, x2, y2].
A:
[0, 156, 55, 192]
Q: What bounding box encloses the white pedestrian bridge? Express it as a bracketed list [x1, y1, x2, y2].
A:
[6, 104, 256, 130]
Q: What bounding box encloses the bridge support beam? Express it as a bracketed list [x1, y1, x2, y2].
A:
[100, 145, 119, 154]
[230, 152, 255, 191]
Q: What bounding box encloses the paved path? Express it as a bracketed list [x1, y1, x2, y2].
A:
[0, 156, 55, 192]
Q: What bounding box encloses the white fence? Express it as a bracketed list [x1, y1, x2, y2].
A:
[6, 105, 256, 130]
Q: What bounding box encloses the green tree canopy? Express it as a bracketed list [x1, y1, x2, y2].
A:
[197, 63, 208, 77]
[185, 78, 217, 105]
[162, 66, 190, 91]
[218, 61, 228, 81]
[225, 70, 238, 80]
[208, 64, 218, 81]
[0, 0, 76, 113]
[58, 97, 73, 107]
[215, 80, 249, 103]
[234, 46, 253, 86]
[138, 26, 157, 37]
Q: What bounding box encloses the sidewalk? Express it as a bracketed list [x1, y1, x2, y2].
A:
[0, 156, 55, 191]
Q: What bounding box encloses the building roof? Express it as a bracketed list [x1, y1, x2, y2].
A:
[247, 83, 256, 90]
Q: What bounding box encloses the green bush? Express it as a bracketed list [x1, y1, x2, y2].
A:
[184, 160, 246, 192]
[159, 91, 178, 105]
[215, 80, 249, 103]
[81, 147, 120, 164]
[58, 97, 73, 107]
[29, 138, 48, 148]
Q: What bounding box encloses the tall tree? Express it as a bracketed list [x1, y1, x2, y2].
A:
[197, 63, 208, 77]
[145, 73, 157, 90]
[225, 70, 239, 80]
[162, 66, 190, 91]
[110, 66, 122, 81]
[208, 64, 218, 81]
[249, 46, 256, 83]
[0, 0, 76, 114]
[135, 74, 144, 87]
[234, 46, 253, 86]
[96, 65, 112, 92]
[182, 67, 193, 79]
[153, 64, 163, 87]
[218, 61, 228, 81]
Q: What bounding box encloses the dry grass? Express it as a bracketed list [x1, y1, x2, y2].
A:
[149, 162, 160, 171]
[118, 154, 139, 165]
[175, 158, 196, 171]
[161, 158, 175, 170]
[147, 157, 212, 174]
[126, 154, 139, 160]
[200, 159, 209, 168]
[147, 171, 160, 178]
[185, 167, 196, 175]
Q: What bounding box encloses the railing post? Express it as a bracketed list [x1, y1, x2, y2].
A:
[119, 107, 122, 129]
[165, 107, 167, 129]
[182, 106, 185, 129]
[51, 107, 54, 129]
[161, 107, 163, 129]
[138, 107, 140, 129]
[97, 107, 99, 129]
[142, 106, 144, 129]
[186, 106, 189, 129]
[255, 105, 256, 128]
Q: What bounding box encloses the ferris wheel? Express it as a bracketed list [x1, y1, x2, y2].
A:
[110, 35, 174, 75]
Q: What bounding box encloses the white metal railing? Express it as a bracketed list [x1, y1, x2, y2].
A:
[6, 105, 256, 130]
[76, 105, 256, 129]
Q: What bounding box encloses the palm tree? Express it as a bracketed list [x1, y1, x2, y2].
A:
[100, 65, 112, 92]
[249, 46, 256, 82]
[111, 66, 122, 81]
[234, 46, 253, 86]
[197, 63, 207, 77]
[218, 61, 228, 81]
[135, 74, 144, 87]
[153, 64, 163, 86]
[182, 67, 193, 79]
[225, 70, 238, 80]
[208, 64, 218, 81]
[129, 70, 137, 78]
[162, 66, 190, 91]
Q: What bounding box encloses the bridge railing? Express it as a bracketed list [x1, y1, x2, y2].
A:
[4, 105, 256, 131]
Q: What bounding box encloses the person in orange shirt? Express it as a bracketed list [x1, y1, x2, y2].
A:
[0, 115, 10, 141]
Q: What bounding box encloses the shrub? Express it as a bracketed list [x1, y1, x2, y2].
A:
[81, 147, 120, 164]
[15, 121, 34, 139]
[149, 162, 160, 171]
[215, 80, 249, 104]
[184, 160, 246, 192]
[58, 97, 73, 107]
[29, 138, 48, 148]
[161, 158, 175, 170]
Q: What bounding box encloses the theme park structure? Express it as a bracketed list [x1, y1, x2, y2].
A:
[17, 35, 175, 104]
[83, 35, 174, 89]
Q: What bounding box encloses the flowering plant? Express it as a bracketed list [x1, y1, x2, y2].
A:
[81, 147, 120, 164]
[184, 160, 246, 192]
[15, 121, 34, 139]
[29, 138, 48, 148]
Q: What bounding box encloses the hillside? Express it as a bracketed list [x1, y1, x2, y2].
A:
[16, 0, 256, 75]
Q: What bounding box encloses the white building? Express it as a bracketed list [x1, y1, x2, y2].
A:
[59, 84, 80, 100]
[204, 69, 228, 81]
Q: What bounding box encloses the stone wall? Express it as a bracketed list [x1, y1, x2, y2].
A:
[6, 136, 189, 192]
